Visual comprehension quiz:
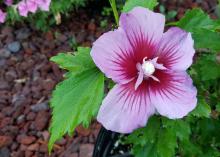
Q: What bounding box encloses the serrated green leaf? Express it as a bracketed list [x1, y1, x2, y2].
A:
[50, 52, 77, 70]
[216, 102, 220, 112]
[198, 57, 220, 81]
[134, 144, 157, 157]
[174, 120, 191, 141]
[172, 9, 220, 52]
[162, 118, 191, 142]
[179, 139, 202, 157]
[192, 28, 220, 51]
[174, 8, 218, 32]
[122, 0, 158, 12]
[191, 98, 211, 118]
[48, 47, 104, 152]
[50, 47, 95, 74]
[125, 116, 160, 147]
[49, 68, 104, 152]
[127, 117, 177, 157]
[157, 127, 177, 157]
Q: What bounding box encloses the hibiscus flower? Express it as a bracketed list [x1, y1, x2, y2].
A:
[0, 9, 6, 23]
[91, 7, 197, 133]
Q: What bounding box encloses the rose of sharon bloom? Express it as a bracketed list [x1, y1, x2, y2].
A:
[0, 9, 7, 23]
[26, 0, 38, 13]
[18, 1, 29, 17]
[36, 0, 51, 11]
[91, 7, 197, 133]
[4, 0, 13, 6]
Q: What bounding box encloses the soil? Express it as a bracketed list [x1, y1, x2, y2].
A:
[0, 0, 218, 157]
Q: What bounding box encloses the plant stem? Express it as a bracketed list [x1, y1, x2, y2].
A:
[109, 0, 119, 26]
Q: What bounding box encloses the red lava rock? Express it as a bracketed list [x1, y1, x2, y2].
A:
[39, 144, 48, 153]
[57, 34, 68, 43]
[0, 81, 10, 90]
[24, 48, 33, 55]
[0, 117, 12, 128]
[76, 125, 91, 137]
[12, 94, 26, 107]
[1, 26, 13, 36]
[69, 153, 79, 157]
[0, 136, 13, 148]
[34, 111, 49, 131]
[20, 144, 28, 151]
[26, 112, 36, 121]
[1, 106, 13, 116]
[27, 143, 39, 151]
[5, 69, 17, 81]
[25, 150, 34, 157]
[89, 134, 94, 143]
[17, 135, 36, 145]
[45, 31, 54, 41]
[42, 79, 56, 91]
[88, 22, 96, 32]
[11, 150, 25, 157]
[79, 144, 94, 157]
[11, 142, 19, 150]
[56, 138, 67, 146]
[42, 131, 50, 141]
[0, 113, 4, 119]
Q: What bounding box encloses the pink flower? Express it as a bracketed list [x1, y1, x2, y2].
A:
[4, 0, 13, 6]
[0, 9, 7, 23]
[26, 0, 38, 13]
[17, 1, 29, 17]
[36, 0, 51, 11]
[91, 7, 197, 133]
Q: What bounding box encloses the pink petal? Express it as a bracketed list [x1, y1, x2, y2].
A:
[37, 0, 51, 11]
[97, 83, 155, 133]
[157, 27, 195, 71]
[91, 27, 136, 84]
[119, 7, 165, 56]
[27, 0, 38, 13]
[0, 9, 7, 23]
[18, 1, 28, 17]
[150, 71, 197, 119]
[4, 0, 13, 6]
[135, 63, 144, 90]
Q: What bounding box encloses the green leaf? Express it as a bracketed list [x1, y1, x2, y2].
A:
[157, 127, 177, 157]
[198, 56, 220, 81]
[125, 116, 160, 147]
[216, 102, 220, 112]
[191, 98, 211, 118]
[134, 144, 157, 157]
[174, 120, 191, 141]
[50, 47, 95, 74]
[174, 8, 218, 32]
[179, 139, 202, 157]
[122, 0, 158, 12]
[162, 118, 191, 141]
[126, 117, 177, 157]
[172, 9, 220, 52]
[50, 52, 77, 70]
[166, 10, 177, 20]
[48, 47, 104, 152]
[192, 28, 220, 51]
[49, 68, 104, 151]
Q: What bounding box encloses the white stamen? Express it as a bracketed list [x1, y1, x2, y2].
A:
[142, 60, 155, 76]
[135, 57, 165, 90]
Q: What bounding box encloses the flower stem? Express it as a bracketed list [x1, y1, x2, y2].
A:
[109, 0, 119, 26]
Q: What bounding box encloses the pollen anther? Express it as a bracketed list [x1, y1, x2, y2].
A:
[141, 59, 155, 76]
